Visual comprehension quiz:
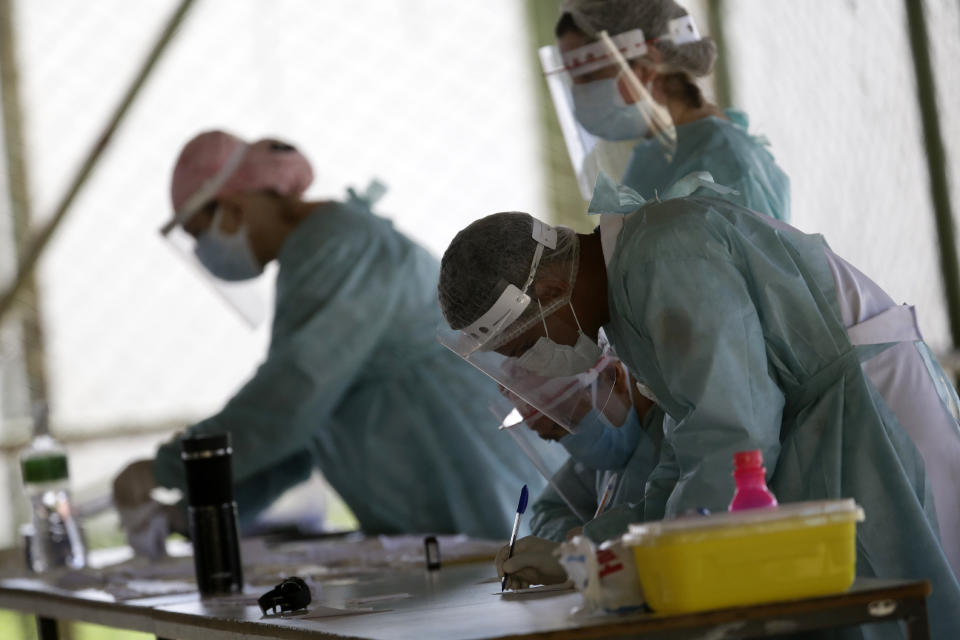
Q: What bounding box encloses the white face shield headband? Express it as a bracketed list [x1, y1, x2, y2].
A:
[452, 220, 561, 356]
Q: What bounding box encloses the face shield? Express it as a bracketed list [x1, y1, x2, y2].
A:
[539, 17, 700, 199]
[158, 144, 272, 328]
[437, 220, 634, 440]
[492, 401, 592, 524]
[444, 325, 636, 525]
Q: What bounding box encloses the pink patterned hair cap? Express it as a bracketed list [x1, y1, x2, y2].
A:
[169, 130, 314, 215]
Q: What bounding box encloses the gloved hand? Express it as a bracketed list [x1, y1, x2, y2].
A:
[117, 500, 173, 560]
[113, 459, 156, 510]
[113, 459, 185, 559]
[495, 536, 567, 590]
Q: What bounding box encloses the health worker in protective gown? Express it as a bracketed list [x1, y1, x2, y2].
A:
[437, 176, 960, 639]
[113, 130, 560, 551]
[517, 0, 794, 518]
[548, 0, 790, 221]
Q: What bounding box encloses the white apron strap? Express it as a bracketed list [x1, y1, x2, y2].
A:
[598, 214, 625, 267]
[846, 304, 921, 346]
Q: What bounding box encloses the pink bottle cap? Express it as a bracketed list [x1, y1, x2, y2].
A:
[733, 450, 763, 469]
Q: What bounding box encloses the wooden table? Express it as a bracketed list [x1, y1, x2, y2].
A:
[0, 562, 931, 639]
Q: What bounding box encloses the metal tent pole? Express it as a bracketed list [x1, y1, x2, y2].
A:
[706, 0, 734, 109]
[904, 0, 960, 372]
[1, 0, 50, 407]
[0, 0, 198, 324]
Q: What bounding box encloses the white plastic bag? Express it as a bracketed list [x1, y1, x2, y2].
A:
[556, 535, 644, 615]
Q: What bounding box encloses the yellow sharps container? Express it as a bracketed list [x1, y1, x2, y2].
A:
[621, 499, 864, 613]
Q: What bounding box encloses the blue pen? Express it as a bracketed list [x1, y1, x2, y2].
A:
[501, 484, 529, 592]
[594, 472, 618, 519]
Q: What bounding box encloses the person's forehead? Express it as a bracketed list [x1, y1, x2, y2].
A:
[557, 30, 592, 53]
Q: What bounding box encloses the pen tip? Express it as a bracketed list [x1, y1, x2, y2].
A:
[518, 485, 529, 514]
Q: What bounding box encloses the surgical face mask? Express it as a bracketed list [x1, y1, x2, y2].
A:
[516, 302, 602, 377]
[560, 406, 642, 470]
[571, 76, 651, 141]
[194, 207, 264, 281]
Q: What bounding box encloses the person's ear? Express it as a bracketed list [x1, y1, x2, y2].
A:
[278, 192, 306, 225]
[532, 277, 570, 305]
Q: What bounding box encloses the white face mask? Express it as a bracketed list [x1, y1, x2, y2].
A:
[571, 76, 652, 141]
[194, 207, 264, 281]
[515, 302, 602, 377]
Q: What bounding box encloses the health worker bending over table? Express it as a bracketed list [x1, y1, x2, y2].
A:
[437, 178, 960, 638]
[113, 130, 553, 542]
[544, 0, 789, 221]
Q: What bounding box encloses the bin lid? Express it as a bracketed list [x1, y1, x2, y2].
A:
[623, 499, 864, 544]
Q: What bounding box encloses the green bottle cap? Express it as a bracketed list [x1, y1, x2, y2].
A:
[21, 454, 69, 483]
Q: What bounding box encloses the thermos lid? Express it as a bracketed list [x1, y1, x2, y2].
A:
[181, 433, 232, 459]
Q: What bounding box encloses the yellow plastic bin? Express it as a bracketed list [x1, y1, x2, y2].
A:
[621, 499, 864, 613]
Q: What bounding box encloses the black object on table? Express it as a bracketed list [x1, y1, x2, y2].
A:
[258, 576, 312, 616]
[181, 433, 244, 596]
[424, 535, 441, 571]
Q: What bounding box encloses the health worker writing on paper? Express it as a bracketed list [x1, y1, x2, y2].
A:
[437, 177, 960, 638]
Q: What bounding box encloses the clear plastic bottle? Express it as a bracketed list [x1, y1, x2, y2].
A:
[728, 450, 778, 511]
[19, 414, 86, 572]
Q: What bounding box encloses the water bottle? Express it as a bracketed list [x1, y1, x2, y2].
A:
[728, 450, 778, 511]
[182, 433, 243, 595]
[19, 426, 86, 572]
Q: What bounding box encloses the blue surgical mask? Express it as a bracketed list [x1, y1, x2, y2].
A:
[559, 406, 642, 470]
[572, 77, 651, 141]
[194, 208, 264, 281]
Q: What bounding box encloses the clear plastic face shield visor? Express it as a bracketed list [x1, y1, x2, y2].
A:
[438, 223, 636, 511]
[487, 351, 638, 523]
[489, 396, 593, 524]
[539, 17, 700, 200]
[158, 144, 272, 328]
[442, 327, 637, 527]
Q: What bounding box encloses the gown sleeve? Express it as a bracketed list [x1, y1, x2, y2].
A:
[153, 211, 404, 511]
[533, 406, 668, 542]
[528, 459, 596, 542]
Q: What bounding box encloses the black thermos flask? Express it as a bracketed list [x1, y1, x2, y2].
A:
[181, 433, 244, 596]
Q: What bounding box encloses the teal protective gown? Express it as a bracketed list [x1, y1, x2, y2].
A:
[529, 406, 665, 542]
[621, 109, 791, 222]
[548, 186, 960, 638]
[154, 199, 560, 538]
[531, 111, 791, 535]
